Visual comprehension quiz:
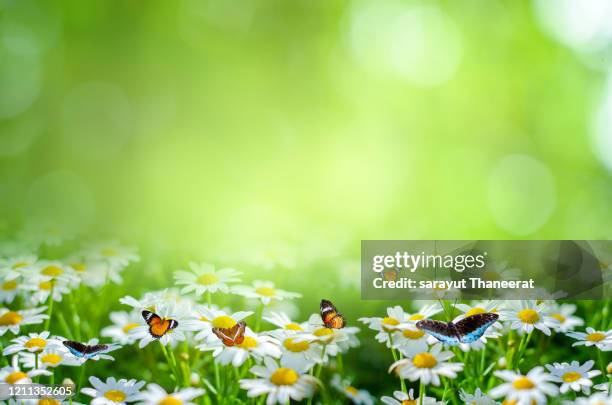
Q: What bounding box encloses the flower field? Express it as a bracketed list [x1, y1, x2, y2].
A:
[1, 239, 611, 405]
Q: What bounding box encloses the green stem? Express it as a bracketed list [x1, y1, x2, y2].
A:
[35, 353, 40, 383]
[418, 381, 425, 404]
[160, 341, 181, 386]
[77, 362, 87, 393]
[206, 291, 212, 307]
[336, 353, 343, 375]
[43, 288, 55, 330]
[388, 333, 407, 393]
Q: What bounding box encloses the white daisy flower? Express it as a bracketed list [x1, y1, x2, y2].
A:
[381, 389, 443, 405]
[21, 274, 72, 305]
[130, 302, 199, 348]
[359, 306, 416, 347]
[133, 384, 205, 405]
[0, 274, 24, 304]
[389, 343, 464, 386]
[197, 326, 281, 367]
[300, 313, 350, 347]
[231, 280, 301, 306]
[191, 305, 253, 342]
[459, 388, 500, 405]
[21, 346, 81, 369]
[567, 328, 612, 351]
[101, 311, 142, 345]
[481, 261, 521, 282]
[120, 290, 169, 312]
[502, 300, 558, 336]
[390, 325, 429, 355]
[0, 356, 51, 385]
[490, 367, 558, 405]
[30, 261, 79, 286]
[263, 312, 309, 334]
[331, 375, 374, 405]
[81, 240, 140, 271]
[546, 303, 584, 333]
[0, 255, 38, 280]
[546, 360, 601, 394]
[239, 357, 318, 404]
[174, 262, 242, 296]
[0, 306, 48, 336]
[3, 331, 63, 355]
[276, 332, 324, 371]
[65, 253, 121, 287]
[81, 376, 145, 405]
[564, 392, 612, 405]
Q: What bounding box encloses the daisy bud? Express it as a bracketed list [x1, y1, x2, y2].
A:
[62, 378, 75, 387]
[607, 362, 612, 375]
[497, 357, 507, 368]
[190, 372, 200, 386]
[180, 352, 189, 361]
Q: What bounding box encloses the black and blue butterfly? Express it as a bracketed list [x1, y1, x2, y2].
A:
[63, 340, 121, 359]
[416, 313, 499, 346]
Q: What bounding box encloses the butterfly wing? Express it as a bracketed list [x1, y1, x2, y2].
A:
[63, 340, 88, 357]
[416, 320, 460, 346]
[320, 299, 346, 329]
[455, 313, 499, 344]
[142, 310, 178, 338]
[213, 322, 246, 346]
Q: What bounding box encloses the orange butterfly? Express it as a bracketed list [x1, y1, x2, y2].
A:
[142, 310, 178, 338]
[213, 321, 246, 346]
[320, 299, 345, 329]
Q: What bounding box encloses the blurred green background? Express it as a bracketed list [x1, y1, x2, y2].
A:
[2, 0, 612, 398]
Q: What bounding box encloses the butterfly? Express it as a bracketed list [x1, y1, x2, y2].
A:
[142, 310, 179, 338]
[62, 340, 121, 359]
[416, 313, 499, 346]
[320, 299, 346, 329]
[212, 321, 246, 346]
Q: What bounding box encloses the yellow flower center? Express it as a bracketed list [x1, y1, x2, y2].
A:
[41, 353, 62, 365]
[502, 401, 518, 405]
[104, 390, 127, 402]
[517, 309, 539, 324]
[0, 311, 23, 326]
[12, 261, 28, 269]
[409, 314, 424, 321]
[283, 337, 310, 352]
[412, 353, 437, 369]
[39, 399, 61, 405]
[255, 286, 276, 297]
[562, 371, 581, 382]
[285, 323, 302, 331]
[101, 248, 118, 257]
[587, 332, 605, 342]
[39, 281, 53, 290]
[158, 397, 183, 405]
[484, 271, 501, 281]
[345, 386, 358, 395]
[5, 371, 28, 384]
[71, 263, 86, 272]
[197, 274, 218, 286]
[403, 329, 425, 339]
[314, 327, 333, 337]
[382, 316, 400, 331]
[465, 307, 486, 317]
[401, 401, 417, 405]
[211, 315, 236, 328]
[41, 265, 63, 277]
[122, 323, 139, 333]
[2, 280, 18, 291]
[512, 377, 535, 390]
[551, 313, 566, 323]
[25, 337, 47, 351]
[238, 336, 258, 349]
[270, 367, 299, 386]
